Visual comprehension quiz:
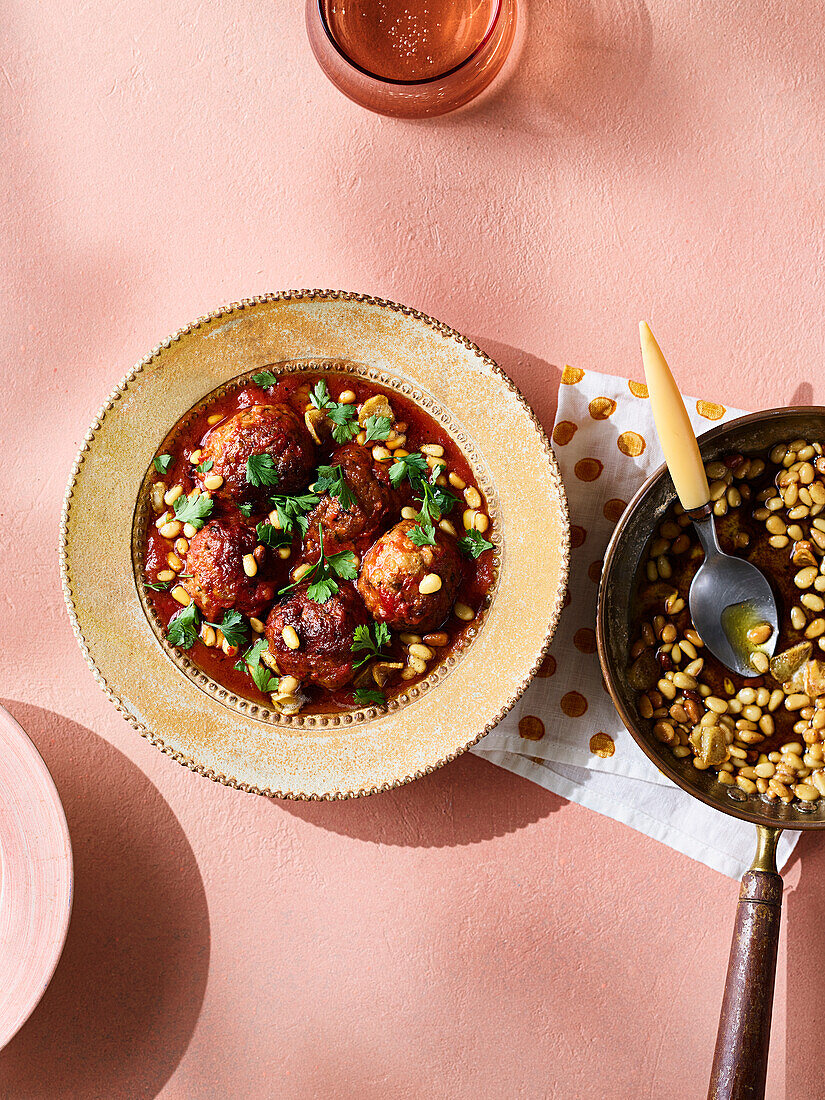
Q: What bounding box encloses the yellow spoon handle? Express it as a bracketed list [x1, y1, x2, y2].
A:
[639, 322, 710, 512]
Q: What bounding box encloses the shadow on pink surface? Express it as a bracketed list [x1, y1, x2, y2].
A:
[470, 338, 562, 435]
[0, 703, 209, 1100]
[279, 750, 565, 846]
[784, 832, 825, 1098]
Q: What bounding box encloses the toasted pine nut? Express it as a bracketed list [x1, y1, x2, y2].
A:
[150, 483, 167, 513]
[167, 552, 184, 572]
[204, 474, 224, 491]
[278, 547, 291, 560]
[399, 633, 423, 645]
[164, 484, 184, 506]
[173, 536, 189, 557]
[183, 523, 198, 539]
[249, 617, 265, 633]
[423, 632, 448, 647]
[454, 602, 474, 621]
[394, 449, 410, 458]
[747, 622, 773, 645]
[438, 519, 458, 537]
[293, 563, 312, 582]
[279, 675, 300, 694]
[400, 667, 418, 680]
[418, 573, 442, 595]
[409, 643, 434, 660]
[159, 521, 183, 539]
[156, 569, 175, 583]
[750, 651, 770, 673]
[243, 553, 258, 577]
[386, 435, 406, 450]
[372, 445, 391, 461]
[401, 506, 418, 520]
[190, 449, 202, 464]
[268, 509, 282, 528]
[473, 513, 490, 534]
[795, 782, 820, 801]
[464, 486, 482, 509]
[207, 413, 222, 425]
[171, 585, 191, 606]
[420, 444, 444, 457]
[463, 509, 478, 530]
[338, 389, 356, 404]
[282, 625, 300, 650]
[201, 625, 216, 647]
[795, 565, 818, 588]
[408, 655, 427, 674]
[448, 472, 466, 490]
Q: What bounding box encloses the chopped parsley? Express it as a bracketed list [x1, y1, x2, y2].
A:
[279, 524, 358, 603]
[246, 453, 280, 488]
[351, 621, 392, 669]
[363, 415, 392, 442]
[235, 637, 279, 693]
[392, 454, 459, 545]
[270, 492, 319, 535]
[238, 502, 255, 517]
[408, 521, 436, 547]
[205, 609, 248, 649]
[252, 370, 279, 388]
[389, 451, 429, 487]
[167, 603, 199, 649]
[153, 454, 173, 474]
[354, 688, 386, 707]
[256, 521, 292, 549]
[195, 458, 214, 474]
[313, 464, 356, 511]
[458, 530, 494, 559]
[172, 492, 214, 530]
[308, 379, 360, 444]
[309, 379, 332, 409]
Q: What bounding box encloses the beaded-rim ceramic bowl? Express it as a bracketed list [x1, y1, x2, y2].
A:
[60, 291, 569, 799]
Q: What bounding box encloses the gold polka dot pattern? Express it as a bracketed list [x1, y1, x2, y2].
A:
[617, 431, 646, 457]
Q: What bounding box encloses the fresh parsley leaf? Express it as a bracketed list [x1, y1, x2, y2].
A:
[363, 415, 392, 442]
[458, 530, 494, 558]
[252, 370, 279, 387]
[310, 379, 332, 409]
[195, 458, 213, 474]
[328, 550, 359, 580]
[144, 580, 171, 592]
[173, 493, 214, 530]
[246, 453, 280, 488]
[270, 493, 319, 536]
[256, 521, 292, 549]
[236, 637, 268, 672]
[238, 502, 255, 517]
[207, 609, 248, 648]
[153, 454, 173, 474]
[326, 402, 359, 444]
[167, 603, 200, 649]
[250, 662, 279, 694]
[351, 621, 392, 668]
[389, 451, 428, 487]
[408, 521, 436, 547]
[313, 464, 356, 511]
[354, 688, 386, 707]
[307, 576, 338, 603]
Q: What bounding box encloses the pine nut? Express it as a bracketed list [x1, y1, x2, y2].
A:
[372, 445, 392, 461]
[174, 537, 189, 555]
[454, 602, 474, 621]
[406, 655, 427, 674]
[159, 521, 183, 539]
[164, 484, 184, 506]
[786, 693, 811, 711]
[755, 762, 776, 778]
[338, 389, 356, 404]
[277, 547, 291, 560]
[747, 622, 772, 645]
[419, 573, 442, 595]
[463, 509, 478, 530]
[207, 413, 222, 425]
[150, 483, 167, 512]
[706, 696, 728, 714]
[474, 513, 490, 533]
[750, 651, 770, 673]
[386, 435, 407, 450]
[243, 553, 258, 577]
[156, 569, 175, 583]
[795, 566, 818, 588]
[201, 625, 216, 647]
[464, 486, 482, 510]
[791, 606, 807, 630]
[438, 519, 458, 537]
[167, 552, 184, 572]
[420, 444, 444, 457]
[293, 563, 312, 582]
[249, 617, 264, 633]
[424, 632, 448, 647]
[183, 523, 198, 539]
[736, 776, 757, 795]
[401, 506, 418, 520]
[448, 472, 466, 490]
[171, 585, 191, 606]
[409, 644, 434, 660]
[203, 474, 223, 491]
[190, 449, 202, 464]
[282, 625, 300, 650]
[279, 675, 300, 694]
[805, 618, 825, 639]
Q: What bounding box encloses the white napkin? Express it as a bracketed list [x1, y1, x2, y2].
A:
[472, 367, 799, 879]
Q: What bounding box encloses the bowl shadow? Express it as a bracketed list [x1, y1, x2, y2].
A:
[785, 831, 825, 1097]
[276, 750, 565, 847]
[0, 702, 210, 1100]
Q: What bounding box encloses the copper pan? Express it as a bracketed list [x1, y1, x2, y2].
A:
[597, 406, 825, 1100]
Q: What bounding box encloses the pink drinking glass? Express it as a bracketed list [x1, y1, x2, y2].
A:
[306, 0, 517, 119]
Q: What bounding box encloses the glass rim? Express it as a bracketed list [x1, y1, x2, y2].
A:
[315, 0, 505, 87]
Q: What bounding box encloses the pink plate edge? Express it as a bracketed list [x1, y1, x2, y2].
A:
[0, 703, 73, 1050]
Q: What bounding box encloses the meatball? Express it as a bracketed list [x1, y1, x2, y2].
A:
[201, 403, 316, 503]
[182, 517, 275, 622]
[265, 583, 370, 690]
[304, 442, 394, 556]
[357, 520, 462, 632]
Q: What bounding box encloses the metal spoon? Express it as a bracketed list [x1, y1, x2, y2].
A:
[639, 323, 779, 677]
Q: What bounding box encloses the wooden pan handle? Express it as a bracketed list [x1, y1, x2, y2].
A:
[708, 829, 783, 1100]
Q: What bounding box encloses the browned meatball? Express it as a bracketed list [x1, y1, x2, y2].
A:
[357, 520, 462, 632]
[304, 442, 394, 556]
[182, 517, 275, 622]
[201, 403, 316, 503]
[265, 583, 370, 690]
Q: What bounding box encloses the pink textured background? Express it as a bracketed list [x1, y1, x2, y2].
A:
[2, 1, 824, 1096]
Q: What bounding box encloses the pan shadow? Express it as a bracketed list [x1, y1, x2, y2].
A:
[784, 831, 825, 1097]
[277, 750, 565, 847]
[0, 702, 210, 1100]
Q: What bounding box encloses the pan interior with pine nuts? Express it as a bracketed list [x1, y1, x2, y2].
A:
[598, 406, 825, 827]
[60, 292, 569, 798]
